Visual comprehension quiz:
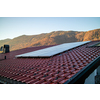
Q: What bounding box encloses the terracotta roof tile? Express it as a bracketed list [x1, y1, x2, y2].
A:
[0, 41, 100, 84]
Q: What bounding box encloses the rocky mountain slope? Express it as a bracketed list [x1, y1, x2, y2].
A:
[0, 29, 100, 51]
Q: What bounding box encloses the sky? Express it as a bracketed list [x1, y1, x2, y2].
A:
[0, 17, 100, 40]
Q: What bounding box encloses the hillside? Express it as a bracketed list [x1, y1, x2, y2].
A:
[0, 29, 100, 51]
[0, 39, 11, 46]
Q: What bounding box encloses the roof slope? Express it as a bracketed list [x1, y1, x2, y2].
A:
[0, 41, 100, 84]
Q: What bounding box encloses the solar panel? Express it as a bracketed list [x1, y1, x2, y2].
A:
[15, 41, 90, 58]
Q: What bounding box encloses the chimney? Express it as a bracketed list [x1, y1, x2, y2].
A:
[3, 45, 10, 53]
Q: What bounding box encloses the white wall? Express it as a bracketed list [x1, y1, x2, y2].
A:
[84, 69, 97, 84]
[84, 66, 100, 84]
[97, 66, 100, 75]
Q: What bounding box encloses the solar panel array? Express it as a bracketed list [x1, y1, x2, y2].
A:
[16, 41, 90, 58]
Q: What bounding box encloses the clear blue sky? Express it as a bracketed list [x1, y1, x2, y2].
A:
[0, 17, 100, 40]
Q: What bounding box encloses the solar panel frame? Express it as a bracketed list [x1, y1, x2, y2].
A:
[15, 41, 90, 58]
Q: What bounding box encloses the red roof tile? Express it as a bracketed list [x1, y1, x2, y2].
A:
[0, 41, 100, 84]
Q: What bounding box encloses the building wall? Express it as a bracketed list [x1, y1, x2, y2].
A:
[84, 69, 97, 84]
[84, 65, 100, 84]
[97, 66, 100, 75]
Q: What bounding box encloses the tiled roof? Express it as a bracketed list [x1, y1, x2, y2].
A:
[0, 41, 100, 84]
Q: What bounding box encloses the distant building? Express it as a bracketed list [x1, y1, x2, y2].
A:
[0, 45, 10, 54]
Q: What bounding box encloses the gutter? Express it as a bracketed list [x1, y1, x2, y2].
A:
[64, 56, 100, 84]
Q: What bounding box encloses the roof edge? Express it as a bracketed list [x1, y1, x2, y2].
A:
[64, 55, 100, 84]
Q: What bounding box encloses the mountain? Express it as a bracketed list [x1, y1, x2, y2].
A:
[0, 39, 11, 47]
[0, 29, 100, 51]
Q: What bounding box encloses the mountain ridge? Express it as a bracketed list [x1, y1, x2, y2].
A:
[0, 28, 100, 51]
